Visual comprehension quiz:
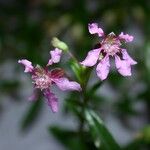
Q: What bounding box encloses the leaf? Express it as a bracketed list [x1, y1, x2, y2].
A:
[115, 95, 138, 116]
[124, 130, 150, 150]
[145, 42, 150, 75]
[64, 97, 82, 115]
[85, 110, 121, 150]
[49, 126, 93, 150]
[86, 81, 103, 100]
[0, 80, 19, 91]
[21, 98, 43, 131]
[89, 81, 103, 93]
[70, 59, 83, 82]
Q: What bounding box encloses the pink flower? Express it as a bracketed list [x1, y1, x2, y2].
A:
[19, 51, 81, 113]
[81, 23, 137, 80]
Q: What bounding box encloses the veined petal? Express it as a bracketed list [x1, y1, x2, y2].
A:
[121, 49, 137, 65]
[47, 48, 62, 65]
[119, 32, 134, 42]
[80, 48, 101, 67]
[115, 55, 132, 76]
[43, 89, 58, 113]
[18, 59, 34, 73]
[53, 77, 82, 91]
[50, 68, 64, 79]
[96, 56, 110, 80]
[88, 23, 104, 37]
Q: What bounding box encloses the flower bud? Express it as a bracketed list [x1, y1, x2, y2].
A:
[51, 37, 69, 52]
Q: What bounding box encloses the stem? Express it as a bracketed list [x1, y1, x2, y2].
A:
[66, 50, 92, 133]
[79, 89, 87, 132]
[66, 50, 76, 60]
[66, 50, 81, 66]
[78, 68, 92, 133]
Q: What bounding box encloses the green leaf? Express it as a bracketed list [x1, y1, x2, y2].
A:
[145, 42, 150, 75]
[85, 110, 121, 150]
[0, 80, 19, 93]
[88, 81, 103, 94]
[115, 95, 138, 116]
[86, 81, 103, 100]
[64, 97, 82, 115]
[70, 59, 83, 82]
[123, 126, 150, 149]
[21, 98, 43, 131]
[49, 126, 93, 150]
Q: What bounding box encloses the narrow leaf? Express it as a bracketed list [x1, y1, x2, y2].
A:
[21, 98, 43, 131]
[85, 110, 121, 150]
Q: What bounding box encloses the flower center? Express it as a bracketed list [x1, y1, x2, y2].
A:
[34, 74, 51, 90]
[32, 66, 52, 90]
[101, 33, 121, 56]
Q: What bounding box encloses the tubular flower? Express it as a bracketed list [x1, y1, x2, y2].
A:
[81, 23, 137, 80]
[18, 49, 81, 113]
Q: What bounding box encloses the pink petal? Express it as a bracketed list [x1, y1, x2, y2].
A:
[53, 77, 82, 91]
[121, 49, 137, 65]
[119, 32, 134, 42]
[80, 48, 101, 67]
[47, 48, 62, 65]
[18, 59, 34, 73]
[47, 59, 53, 65]
[96, 56, 110, 80]
[43, 89, 58, 113]
[88, 23, 104, 37]
[115, 55, 132, 76]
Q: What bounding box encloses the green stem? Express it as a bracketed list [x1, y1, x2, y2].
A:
[78, 68, 92, 133]
[66, 50, 76, 60]
[65, 50, 93, 133]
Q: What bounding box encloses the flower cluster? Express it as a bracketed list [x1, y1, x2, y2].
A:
[18, 48, 81, 113]
[81, 23, 137, 80]
[19, 23, 137, 112]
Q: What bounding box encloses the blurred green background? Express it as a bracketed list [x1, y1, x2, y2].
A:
[0, 0, 150, 149]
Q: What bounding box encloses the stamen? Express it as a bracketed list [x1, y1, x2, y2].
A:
[32, 67, 52, 90]
[101, 35, 121, 56]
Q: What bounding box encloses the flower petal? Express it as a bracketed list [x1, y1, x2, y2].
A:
[88, 23, 104, 37]
[121, 49, 137, 65]
[115, 55, 132, 76]
[119, 32, 134, 42]
[43, 89, 58, 113]
[18, 59, 34, 73]
[96, 56, 110, 80]
[47, 48, 62, 65]
[50, 68, 64, 79]
[53, 77, 82, 91]
[80, 48, 101, 67]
